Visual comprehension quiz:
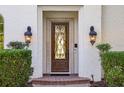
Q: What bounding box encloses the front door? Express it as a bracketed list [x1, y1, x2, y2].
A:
[51, 22, 69, 72]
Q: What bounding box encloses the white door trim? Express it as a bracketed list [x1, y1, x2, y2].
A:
[44, 18, 74, 74]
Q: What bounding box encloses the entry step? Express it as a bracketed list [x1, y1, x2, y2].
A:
[30, 75, 90, 86]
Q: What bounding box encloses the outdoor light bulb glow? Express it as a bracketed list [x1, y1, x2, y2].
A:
[90, 36, 96, 41]
[25, 36, 32, 43]
[90, 36, 95, 40]
[26, 37, 31, 41]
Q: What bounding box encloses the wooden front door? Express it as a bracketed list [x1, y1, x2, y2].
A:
[51, 22, 69, 72]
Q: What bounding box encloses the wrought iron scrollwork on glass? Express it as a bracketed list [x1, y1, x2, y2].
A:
[55, 25, 66, 59]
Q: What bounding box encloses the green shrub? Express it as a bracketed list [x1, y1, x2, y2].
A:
[7, 41, 28, 49]
[96, 43, 111, 54]
[101, 52, 124, 86]
[0, 49, 32, 87]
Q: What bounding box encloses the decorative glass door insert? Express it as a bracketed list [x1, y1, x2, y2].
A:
[51, 22, 69, 72]
[55, 25, 66, 59]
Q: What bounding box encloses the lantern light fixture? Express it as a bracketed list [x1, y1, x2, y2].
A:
[89, 26, 97, 45]
[24, 26, 32, 45]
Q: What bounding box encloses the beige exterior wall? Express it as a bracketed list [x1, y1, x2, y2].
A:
[102, 5, 124, 51]
[78, 5, 101, 81]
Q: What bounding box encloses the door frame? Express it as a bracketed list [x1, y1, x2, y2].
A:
[37, 6, 83, 77]
[44, 18, 74, 74]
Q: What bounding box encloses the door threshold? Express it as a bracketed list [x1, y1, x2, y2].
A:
[43, 73, 78, 76]
[50, 74, 70, 76]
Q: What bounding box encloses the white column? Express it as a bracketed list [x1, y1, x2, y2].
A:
[78, 5, 102, 81]
[32, 7, 43, 78]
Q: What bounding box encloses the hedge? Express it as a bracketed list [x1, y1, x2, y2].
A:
[0, 49, 31, 87]
[101, 51, 124, 87]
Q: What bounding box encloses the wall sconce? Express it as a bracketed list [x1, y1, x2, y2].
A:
[24, 26, 32, 45]
[89, 26, 97, 45]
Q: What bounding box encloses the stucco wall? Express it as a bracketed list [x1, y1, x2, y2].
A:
[0, 5, 37, 48]
[78, 5, 101, 81]
[102, 5, 124, 51]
